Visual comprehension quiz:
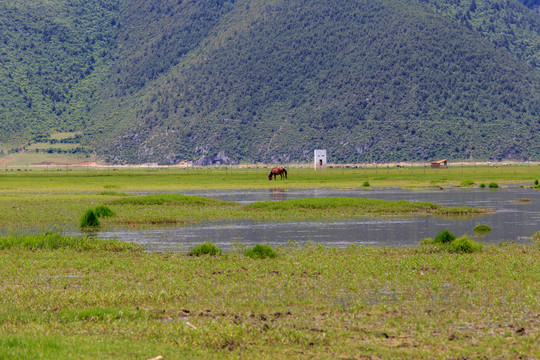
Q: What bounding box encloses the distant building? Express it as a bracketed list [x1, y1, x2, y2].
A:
[314, 149, 327, 170]
[430, 159, 448, 169]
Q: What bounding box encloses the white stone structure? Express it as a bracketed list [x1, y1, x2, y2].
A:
[314, 149, 327, 170]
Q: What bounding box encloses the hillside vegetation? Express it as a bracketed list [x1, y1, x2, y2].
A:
[1, 0, 539, 164]
[0, 0, 121, 149]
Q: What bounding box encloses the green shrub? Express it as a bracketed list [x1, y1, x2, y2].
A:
[419, 233, 482, 253]
[479, 183, 486, 188]
[488, 182, 499, 188]
[473, 224, 492, 233]
[535, 179, 539, 186]
[449, 235, 483, 253]
[80, 209, 100, 227]
[244, 244, 277, 259]
[433, 229, 456, 244]
[188, 242, 222, 256]
[95, 205, 115, 218]
[362, 181, 370, 187]
[460, 179, 475, 187]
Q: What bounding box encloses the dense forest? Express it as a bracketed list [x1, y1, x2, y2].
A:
[0, 0, 120, 145]
[1, 0, 539, 164]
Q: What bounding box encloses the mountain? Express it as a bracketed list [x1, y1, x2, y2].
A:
[1, 0, 539, 164]
[0, 0, 120, 147]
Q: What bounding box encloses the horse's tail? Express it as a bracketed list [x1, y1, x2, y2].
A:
[283, 168, 287, 179]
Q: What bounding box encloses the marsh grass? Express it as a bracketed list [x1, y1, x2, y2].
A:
[473, 224, 492, 233]
[244, 244, 277, 259]
[0, 233, 142, 251]
[488, 182, 499, 188]
[0, 243, 537, 359]
[244, 197, 489, 217]
[448, 235, 483, 253]
[188, 242, 222, 256]
[421, 232, 483, 253]
[94, 205, 115, 218]
[97, 191, 129, 196]
[460, 179, 475, 187]
[80, 209, 100, 227]
[433, 229, 456, 244]
[110, 194, 227, 206]
[0, 192, 492, 231]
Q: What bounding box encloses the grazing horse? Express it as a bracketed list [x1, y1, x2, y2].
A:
[268, 167, 287, 180]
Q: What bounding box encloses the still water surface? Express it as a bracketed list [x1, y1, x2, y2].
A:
[95, 186, 539, 251]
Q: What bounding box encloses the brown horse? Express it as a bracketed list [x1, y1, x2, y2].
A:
[268, 167, 287, 180]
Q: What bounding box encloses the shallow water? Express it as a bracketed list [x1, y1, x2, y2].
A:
[93, 186, 540, 251]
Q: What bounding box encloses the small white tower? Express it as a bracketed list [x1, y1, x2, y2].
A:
[314, 149, 327, 170]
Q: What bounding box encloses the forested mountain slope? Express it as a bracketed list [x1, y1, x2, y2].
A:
[89, 0, 540, 164]
[1, 0, 539, 164]
[0, 0, 121, 146]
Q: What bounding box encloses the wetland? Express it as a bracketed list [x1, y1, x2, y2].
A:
[0, 166, 538, 359]
[94, 186, 538, 251]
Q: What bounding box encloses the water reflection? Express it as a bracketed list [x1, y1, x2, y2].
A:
[270, 188, 287, 201]
[91, 186, 539, 251]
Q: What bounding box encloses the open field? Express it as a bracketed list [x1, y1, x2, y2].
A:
[1, 165, 540, 191]
[0, 168, 538, 358]
[0, 166, 534, 231]
[0, 238, 538, 359]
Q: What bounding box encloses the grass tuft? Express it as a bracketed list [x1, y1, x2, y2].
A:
[94, 205, 115, 218]
[488, 182, 499, 188]
[244, 244, 277, 259]
[460, 179, 475, 187]
[420, 232, 483, 253]
[361, 181, 370, 187]
[449, 235, 483, 253]
[473, 224, 492, 233]
[80, 209, 100, 227]
[433, 229, 456, 244]
[479, 183, 486, 188]
[188, 242, 222, 256]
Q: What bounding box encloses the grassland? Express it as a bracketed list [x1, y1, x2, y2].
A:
[0, 238, 538, 359]
[0, 165, 533, 231]
[0, 164, 539, 191]
[0, 167, 538, 358]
